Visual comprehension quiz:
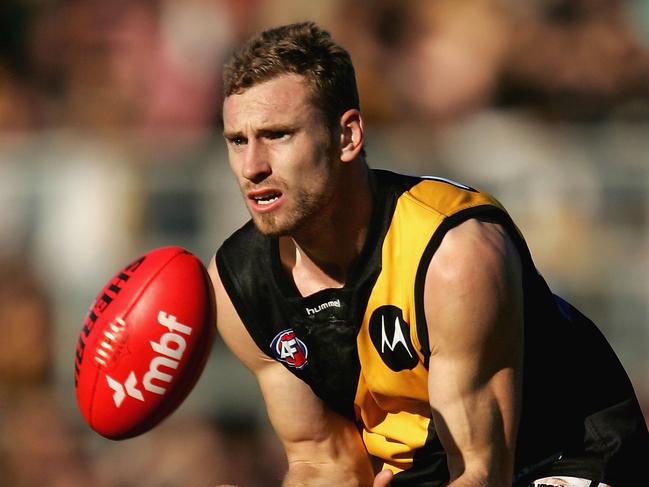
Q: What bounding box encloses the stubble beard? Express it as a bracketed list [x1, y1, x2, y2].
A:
[251, 184, 326, 238]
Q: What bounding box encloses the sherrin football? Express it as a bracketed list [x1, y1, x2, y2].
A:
[74, 246, 216, 440]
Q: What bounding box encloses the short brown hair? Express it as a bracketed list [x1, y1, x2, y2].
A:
[223, 22, 361, 131]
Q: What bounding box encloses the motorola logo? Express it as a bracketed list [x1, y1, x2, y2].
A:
[369, 305, 418, 371]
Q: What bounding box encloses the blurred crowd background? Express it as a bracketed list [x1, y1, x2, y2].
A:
[0, 0, 648, 486]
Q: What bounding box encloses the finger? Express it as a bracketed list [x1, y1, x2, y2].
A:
[373, 469, 394, 487]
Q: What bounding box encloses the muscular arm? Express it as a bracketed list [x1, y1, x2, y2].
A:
[207, 258, 375, 487]
[425, 219, 524, 486]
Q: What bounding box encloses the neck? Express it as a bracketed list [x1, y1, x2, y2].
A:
[281, 163, 373, 295]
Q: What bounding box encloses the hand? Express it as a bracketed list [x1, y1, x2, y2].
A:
[373, 469, 393, 487]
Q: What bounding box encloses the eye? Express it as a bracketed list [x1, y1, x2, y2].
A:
[226, 135, 247, 146]
[265, 130, 291, 141]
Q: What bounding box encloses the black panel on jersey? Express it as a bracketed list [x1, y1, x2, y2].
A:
[392, 419, 450, 486]
[216, 222, 362, 418]
[513, 294, 649, 486]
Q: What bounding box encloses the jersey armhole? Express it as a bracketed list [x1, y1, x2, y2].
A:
[215, 249, 271, 358]
[414, 205, 513, 366]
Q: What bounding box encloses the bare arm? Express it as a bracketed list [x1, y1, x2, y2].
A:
[425, 219, 524, 486]
[207, 258, 375, 487]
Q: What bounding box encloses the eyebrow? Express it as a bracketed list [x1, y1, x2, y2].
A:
[223, 124, 296, 139]
[222, 130, 244, 140]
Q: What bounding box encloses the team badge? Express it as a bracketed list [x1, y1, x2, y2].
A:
[270, 329, 308, 369]
[369, 305, 418, 371]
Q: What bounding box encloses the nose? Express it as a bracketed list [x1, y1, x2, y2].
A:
[242, 139, 271, 184]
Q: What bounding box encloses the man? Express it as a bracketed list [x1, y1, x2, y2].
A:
[208, 22, 648, 486]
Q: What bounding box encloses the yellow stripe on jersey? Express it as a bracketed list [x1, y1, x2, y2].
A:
[355, 177, 503, 473]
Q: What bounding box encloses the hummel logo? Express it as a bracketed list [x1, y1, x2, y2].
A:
[305, 299, 341, 316]
[369, 305, 418, 371]
[381, 315, 413, 357]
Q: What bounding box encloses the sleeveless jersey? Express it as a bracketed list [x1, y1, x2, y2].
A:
[216, 169, 648, 486]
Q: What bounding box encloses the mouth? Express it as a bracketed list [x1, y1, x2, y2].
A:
[247, 189, 283, 211]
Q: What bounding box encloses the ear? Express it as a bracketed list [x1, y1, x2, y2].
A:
[338, 109, 364, 163]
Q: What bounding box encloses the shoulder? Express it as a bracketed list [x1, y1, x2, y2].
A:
[430, 217, 519, 282]
[424, 217, 524, 352]
[217, 219, 263, 260]
[207, 256, 275, 373]
[215, 219, 274, 324]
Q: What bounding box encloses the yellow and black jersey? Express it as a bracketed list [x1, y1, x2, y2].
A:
[216, 169, 648, 486]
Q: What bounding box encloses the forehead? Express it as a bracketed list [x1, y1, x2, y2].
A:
[223, 74, 318, 129]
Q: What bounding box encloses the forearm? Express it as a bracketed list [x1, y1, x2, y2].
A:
[282, 460, 372, 487]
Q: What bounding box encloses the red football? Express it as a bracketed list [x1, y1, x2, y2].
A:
[75, 246, 216, 440]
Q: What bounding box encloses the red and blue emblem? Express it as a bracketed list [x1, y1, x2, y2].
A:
[270, 329, 308, 369]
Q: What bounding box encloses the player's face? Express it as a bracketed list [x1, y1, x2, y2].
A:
[223, 74, 339, 237]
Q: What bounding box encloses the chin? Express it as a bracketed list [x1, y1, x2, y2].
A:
[250, 203, 315, 238]
[251, 215, 294, 238]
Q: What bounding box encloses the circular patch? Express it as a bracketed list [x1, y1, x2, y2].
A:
[270, 329, 308, 369]
[369, 305, 418, 371]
